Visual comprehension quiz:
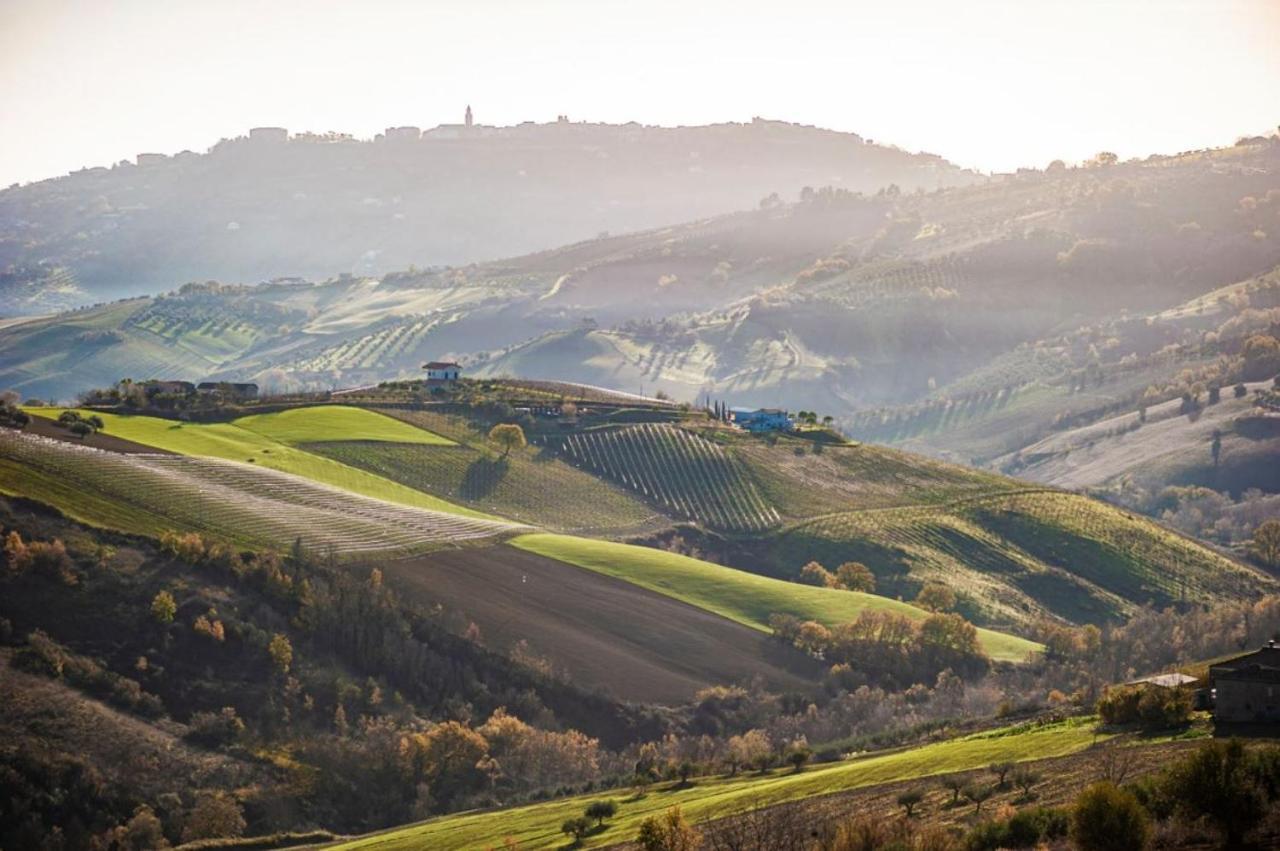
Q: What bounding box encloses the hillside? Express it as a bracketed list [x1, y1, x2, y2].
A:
[0, 119, 971, 311]
[1001, 378, 1280, 493]
[2, 389, 1278, 849]
[328, 717, 1110, 850]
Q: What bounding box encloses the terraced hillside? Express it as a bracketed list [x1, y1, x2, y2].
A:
[558, 424, 780, 532]
[776, 490, 1275, 627]
[0, 431, 520, 555]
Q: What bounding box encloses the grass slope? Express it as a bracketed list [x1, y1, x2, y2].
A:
[510, 533, 1039, 663]
[310, 442, 664, 535]
[26, 407, 490, 519]
[234, 405, 454, 446]
[332, 718, 1101, 851]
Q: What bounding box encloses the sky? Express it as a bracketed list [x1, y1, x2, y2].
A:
[2, 0, 1278, 186]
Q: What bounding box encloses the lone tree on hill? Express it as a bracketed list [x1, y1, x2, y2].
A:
[897, 788, 924, 817]
[488, 423, 526, 458]
[585, 799, 618, 828]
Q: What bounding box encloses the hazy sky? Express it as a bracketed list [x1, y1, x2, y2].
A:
[2, 0, 1278, 186]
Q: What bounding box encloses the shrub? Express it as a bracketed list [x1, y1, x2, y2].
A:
[1070, 782, 1151, 851]
[1162, 738, 1265, 846]
[1097, 684, 1191, 731]
[1136, 684, 1192, 730]
[186, 707, 246, 748]
[636, 805, 700, 851]
[181, 792, 246, 842]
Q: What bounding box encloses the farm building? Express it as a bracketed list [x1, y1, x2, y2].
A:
[729, 407, 794, 433]
[197, 382, 259, 400]
[423, 361, 462, 383]
[1210, 642, 1280, 724]
[144, 380, 195, 396]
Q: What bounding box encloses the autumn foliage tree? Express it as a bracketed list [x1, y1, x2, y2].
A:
[835, 561, 876, 593]
[1252, 519, 1280, 569]
[798, 561, 838, 588]
[915, 581, 957, 612]
[636, 805, 701, 851]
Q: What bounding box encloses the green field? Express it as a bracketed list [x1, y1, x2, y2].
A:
[309, 441, 663, 534]
[235, 405, 455, 446]
[25, 407, 490, 519]
[510, 533, 1040, 662]
[332, 718, 1102, 850]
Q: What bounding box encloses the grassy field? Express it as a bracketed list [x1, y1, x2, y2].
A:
[25, 407, 490, 519]
[234, 405, 454, 446]
[308, 440, 663, 535]
[331, 717, 1102, 850]
[510, 533, 1039, 663]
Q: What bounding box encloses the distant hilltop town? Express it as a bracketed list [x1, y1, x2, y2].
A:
[129, 108, 883, 166]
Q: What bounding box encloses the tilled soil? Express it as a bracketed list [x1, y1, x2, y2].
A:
[383, 544, 824, 704]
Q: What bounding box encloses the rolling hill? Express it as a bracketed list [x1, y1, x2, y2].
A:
[12, 396, 1270, 643]
[0, 119, 971, 311]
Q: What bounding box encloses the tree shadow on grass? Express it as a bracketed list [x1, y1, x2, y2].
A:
[460, 456, 509, 499]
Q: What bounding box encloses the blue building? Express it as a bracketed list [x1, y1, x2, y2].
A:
[729, 407, 794, 433]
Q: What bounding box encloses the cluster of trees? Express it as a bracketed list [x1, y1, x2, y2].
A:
[4, 530, 76, 585]
[1095, 683, 1193, 732]
[0, 391, 29, 429]
[1074, 739, 1280, 849]
[1108, 482, 1280, 549]
[770, 608, 989, 686]
[0, 505, 666, 844]
[55, 409, 104, 438]
[1036, 594, 1280, 686]
[796, 560, 876, 593]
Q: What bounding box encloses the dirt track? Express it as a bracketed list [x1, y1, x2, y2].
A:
[383, 545, 823, 704]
